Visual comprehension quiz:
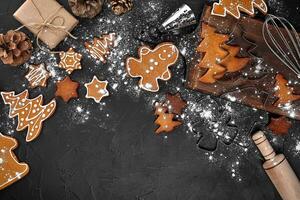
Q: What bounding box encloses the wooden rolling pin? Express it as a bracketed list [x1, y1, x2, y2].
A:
[252, 131, 300, 200]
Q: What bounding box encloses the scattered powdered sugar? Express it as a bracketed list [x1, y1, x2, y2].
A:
[268, 0, 290, 18]
[0, 0, 299, 183]
[296, 141, 300, 155]
[287, 130, 300, 157]
[0, 109, 16, 136]
[71, 104, 91, 124]
[26, 49, 64, 83]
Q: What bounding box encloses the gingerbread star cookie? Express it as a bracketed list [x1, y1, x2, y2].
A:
[126, 42, 179, 92]
[1, 90, 56, 142]
[25, 63, 51, 88]
[0, 133, 29, 190]
[84, 76, 109, 103]
[55, 76, 79, 102]
[58, 48, 82, 74]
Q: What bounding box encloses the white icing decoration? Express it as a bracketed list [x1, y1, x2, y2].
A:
[0, 90, 57, 142]
[211, 0, 268, 19]
[86, 33, 115, 62]
[126, 43, 179, 92]
[0, 133, 29, 189]
[25, 63, 49, 87]
[84, 76, 109, 103]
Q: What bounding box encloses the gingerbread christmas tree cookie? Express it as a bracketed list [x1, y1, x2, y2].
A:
[85, 33, 116, 63]
[1, 90, 56, 142]
[25, 63, 51, 88]
[55, 76, 79, 102]
[154, 103, 182, 134]
[0, 133, 29, 190]
[126, 42, 179, 92]
[187, 6, 300, 120]
[212, 0, 268, 19]
[274, 74, 300, 106]
[58, 48, 82, 74]
[267, 116, 291, 136]
[197, 23, 228, 83]
[84, 76, 109, 103]
[197, 23, 249, 83]
[165, 93, 187, 115]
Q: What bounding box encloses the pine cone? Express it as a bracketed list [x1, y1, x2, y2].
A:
[110, 0, 133, 15]
[0, 30, 32, 66]
[69, 0, 104, 18]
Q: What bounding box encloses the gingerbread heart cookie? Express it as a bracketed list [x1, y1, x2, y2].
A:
[0, 133, 29, 190]
[126, 42, 179, 92]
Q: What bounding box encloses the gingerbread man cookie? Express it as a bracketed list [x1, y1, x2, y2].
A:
[0, 133, 29, 190]
[126, 43, 179, 92]
[1, 90, 56, 142]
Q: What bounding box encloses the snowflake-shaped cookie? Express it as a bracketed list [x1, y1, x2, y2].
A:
[58, 48, 82, 74]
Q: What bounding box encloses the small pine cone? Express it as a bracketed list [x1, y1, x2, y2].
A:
[69, 0, 104, 18]
[0, 30, 32, 66]
[110, 0, 133, 15]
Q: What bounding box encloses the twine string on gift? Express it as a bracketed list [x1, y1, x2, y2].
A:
[15, 0, 77, 53]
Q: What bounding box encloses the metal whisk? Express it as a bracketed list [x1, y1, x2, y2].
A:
[262, 14, 300, 76]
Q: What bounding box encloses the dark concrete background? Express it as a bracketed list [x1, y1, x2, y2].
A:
[0, 0, 299, 200]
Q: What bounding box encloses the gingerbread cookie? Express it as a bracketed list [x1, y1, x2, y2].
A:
[55, 76, 79, 102]
[58, 48, 82, 74]
[85, 33, 116, 63]
[267, 116, 291, 136]
[84, 76, 109, 103]
[0, 133, 29, 190]
[212, 0, 268, 19]
[197, 23, 228, 83]
[197, 23, 249, 83]
[165, 93, 187, 115]
[25, 63, 51, 88]
[274, 74, 300, 106]
[154, 103, 182, 134]
[126, 42, 179, 92]
[1, 90, 56, 142]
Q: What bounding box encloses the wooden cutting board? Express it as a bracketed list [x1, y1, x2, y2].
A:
[187, 6, 300, 120]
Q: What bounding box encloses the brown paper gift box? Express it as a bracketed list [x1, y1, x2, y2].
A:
[13, 0, 78, 49]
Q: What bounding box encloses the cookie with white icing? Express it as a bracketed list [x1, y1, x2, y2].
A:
[25, 63, 50, 88]
[126, 42, 179, 92]
[0, 133, 29, 190]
